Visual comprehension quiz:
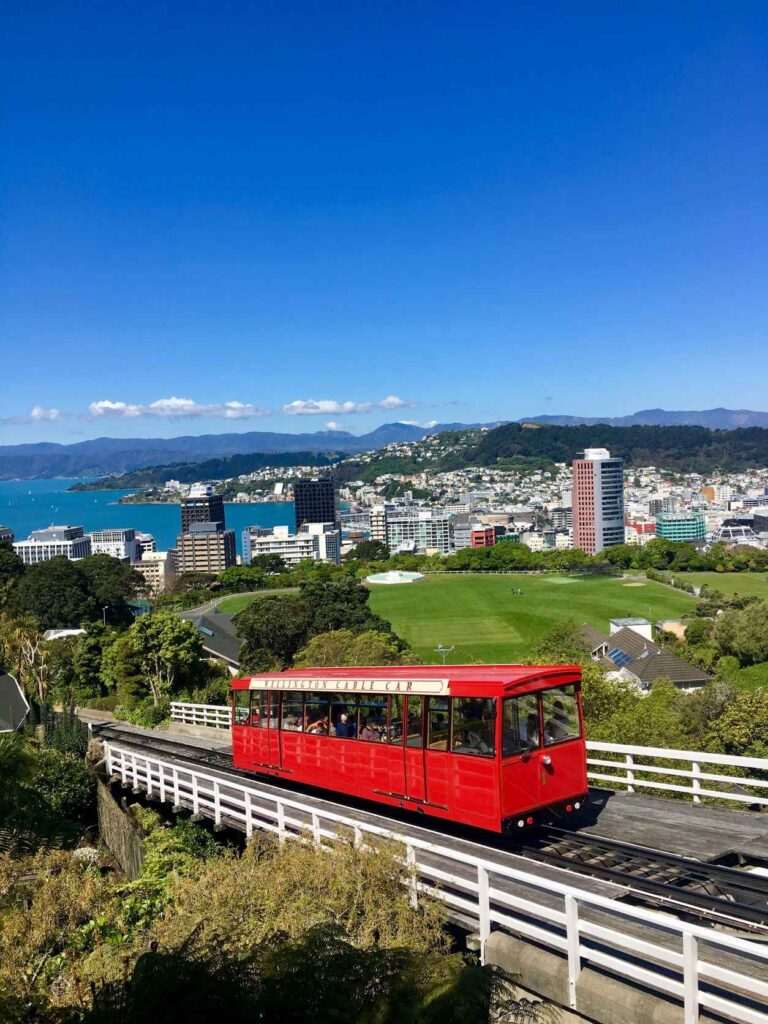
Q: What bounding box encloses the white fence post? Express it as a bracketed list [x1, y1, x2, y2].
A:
[682, 932, 699, 1024]
[477, 865, 490, 965]
[406, 845, 418, 910]
[625, 753, 635, 793]
[564, 893, 581, 1009]
[277, 800, 286, 842]
[691, 761, 701, 805]
[245, 791, 253, 839]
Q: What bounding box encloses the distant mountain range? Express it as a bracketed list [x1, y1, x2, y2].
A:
[0, 421, 496, 480]
[521, 408, 768, 429]
[0, 408, 766, 480]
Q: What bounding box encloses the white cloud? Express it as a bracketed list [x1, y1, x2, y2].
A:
[325, 421, 342, 431]
[424, 419, 438, 428]
[87, 397, 270, 420]
[30, 406, 63, 421]
[283, 396, 415, 416]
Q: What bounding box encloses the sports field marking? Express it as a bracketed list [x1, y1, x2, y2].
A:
[623, 582, 646, 588]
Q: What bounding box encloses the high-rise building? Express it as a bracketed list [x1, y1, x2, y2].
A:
[572, 448, 625, 555]
[181, 490, 225, 533]
[177, 521, 235, 574]
[386, 511, 453, 555]
[369, 504, 390, 545]
[294, 477, 338, 530]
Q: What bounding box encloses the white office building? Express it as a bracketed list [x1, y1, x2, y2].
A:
[242, 523, 341, 567]
[89, 528, 142, 562]
[386, 511, 453, 555]
[14, 526, 92, 565]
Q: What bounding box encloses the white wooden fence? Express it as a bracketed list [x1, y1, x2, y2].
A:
[170, 701, 230, 729]
[103, 740, 768, 1024]
[587, 741, 768, 807]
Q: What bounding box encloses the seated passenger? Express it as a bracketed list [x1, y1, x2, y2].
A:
[361, 719, 383, 742]
[335, 713, 353, 738]
[522, 713, 539, 747]
[307, 715, 329, 736]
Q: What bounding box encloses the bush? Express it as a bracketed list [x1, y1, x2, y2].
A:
[32, 748, 95, 822]
[115, 697, 171, 728]
[80, 694, 122, 713]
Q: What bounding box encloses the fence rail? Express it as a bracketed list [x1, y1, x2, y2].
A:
[103, 740, 768, 1024]
[586, 741, 768, 807]
[169, 702, 230, 729]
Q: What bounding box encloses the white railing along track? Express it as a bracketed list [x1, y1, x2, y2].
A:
[170, 701, 230, 729]
[104, 739, 768, 1024]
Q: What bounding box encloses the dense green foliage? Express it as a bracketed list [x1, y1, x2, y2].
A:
[0, 811, 550, 1024]
[236, 578, 410, 671]
[446, 422, 768, 472]
[1, 551, 145, 628]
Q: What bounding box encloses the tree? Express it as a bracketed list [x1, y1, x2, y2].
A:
[249, 553, 287, 574]
[705, 689, 768, 758]
[294, 629, 421, 668]
[0, 614, 51, 703]
[101, 632, 147, 704]
[13, 556, 96, 627]
[77, 553, 146, 624]
[236, 595, 313, 671]
[300, 577, 394, 637]
[129, 613, 205, 705]
[0, 542, 24, 606]
[219, 565, 266, 592]
[713, 601, 768, 666]
[346, 539, 390, 562]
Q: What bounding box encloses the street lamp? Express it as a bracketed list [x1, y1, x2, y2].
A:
[434, 644, 455, 665]
[102, 606, 109, 625]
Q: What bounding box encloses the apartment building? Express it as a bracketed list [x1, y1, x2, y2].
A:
[134, 550, 178, 595]
[89, 528, 141, 562]
[177, 521, 236, 574]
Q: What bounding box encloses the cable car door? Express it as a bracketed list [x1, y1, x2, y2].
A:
[267, 693, 282, 770]
[403, 695, 426, 803]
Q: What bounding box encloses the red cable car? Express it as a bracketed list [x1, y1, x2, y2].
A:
[230, 665, 588, 833]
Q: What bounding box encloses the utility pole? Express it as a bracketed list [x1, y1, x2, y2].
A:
[434, 644, 455, 665]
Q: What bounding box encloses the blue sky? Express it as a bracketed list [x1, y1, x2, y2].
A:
[2, 2, 766, 444]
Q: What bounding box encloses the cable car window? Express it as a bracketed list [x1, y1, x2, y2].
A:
[251, 690, 269, 729]
[452, 697, 496, 757]
[406, 696, 423, 748]
[359, 696, 387, 742]
[541, 687, 580, 746]
[233, 690, 250, 726]
[427, 697, 451, 751]
[387, 695, 404, 745]
[281, 691, 306, 731]
[502, 694, 540, 757]
[330, 694, 357, 738]
[304, 695, 331, 736]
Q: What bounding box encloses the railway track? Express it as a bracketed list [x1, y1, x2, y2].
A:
[97, 724, 768, 934]
[519, 826, 768, 934]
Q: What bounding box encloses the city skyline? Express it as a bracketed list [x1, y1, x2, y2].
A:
[3, 2, 767, 444]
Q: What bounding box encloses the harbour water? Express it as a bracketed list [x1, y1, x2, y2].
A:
[0, 479, 296, 555]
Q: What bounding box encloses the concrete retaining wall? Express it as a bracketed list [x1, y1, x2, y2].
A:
[486, 931, 723, 1024]
[96, 776, 144, 880]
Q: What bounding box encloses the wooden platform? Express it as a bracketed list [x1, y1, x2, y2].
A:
[577, 787, 768, 862]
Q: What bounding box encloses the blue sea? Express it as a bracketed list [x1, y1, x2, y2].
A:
[0, 479, 296, 556]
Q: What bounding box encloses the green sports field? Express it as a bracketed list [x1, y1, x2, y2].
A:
[366, 574, 697, 664]
[681, 572, 768, 600]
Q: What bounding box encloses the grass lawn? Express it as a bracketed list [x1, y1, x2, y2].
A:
[367, 574, 697, 664]
[682, 571, 768, 600]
